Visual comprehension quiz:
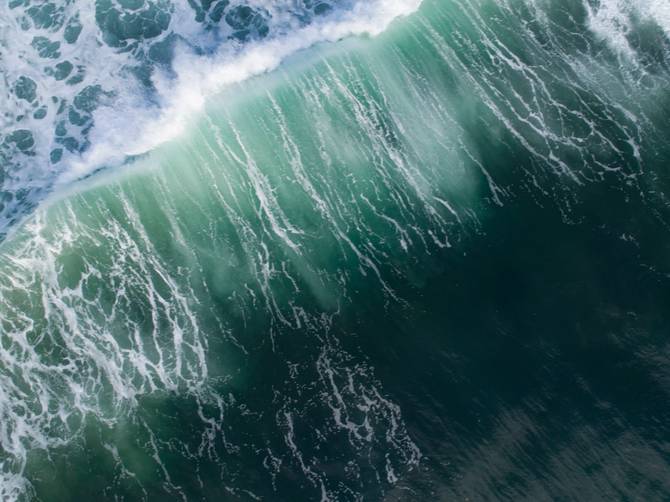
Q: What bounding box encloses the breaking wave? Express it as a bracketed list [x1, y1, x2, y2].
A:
[0, 0, 420, 238]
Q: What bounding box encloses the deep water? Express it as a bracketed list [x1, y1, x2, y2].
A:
[1, 0, 670, 500]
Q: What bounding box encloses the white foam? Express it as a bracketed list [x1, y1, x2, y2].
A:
[58, 0, 422, 184]
[585, 0, 670, 59]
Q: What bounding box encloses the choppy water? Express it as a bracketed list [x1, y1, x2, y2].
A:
[1, 0, 670, 500]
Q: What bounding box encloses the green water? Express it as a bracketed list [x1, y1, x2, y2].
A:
[2, 0, 670, 500]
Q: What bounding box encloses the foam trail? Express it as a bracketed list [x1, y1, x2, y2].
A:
[1, 2, 426, 499]
[1, 0, 669, 499]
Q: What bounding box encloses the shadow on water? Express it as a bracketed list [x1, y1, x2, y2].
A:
[356, 164, 670, 499]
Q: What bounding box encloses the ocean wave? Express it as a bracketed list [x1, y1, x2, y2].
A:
[1, 0, 670, 500]
[0, 0, 421, 239]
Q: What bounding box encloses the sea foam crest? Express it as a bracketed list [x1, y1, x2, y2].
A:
[0, 0, 421, 238]
[63, 0, 422, 181]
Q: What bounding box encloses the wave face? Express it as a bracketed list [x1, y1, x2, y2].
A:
[1, 0, 670, 500]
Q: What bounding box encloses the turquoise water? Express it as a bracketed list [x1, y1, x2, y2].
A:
[2, 0, 670, 500]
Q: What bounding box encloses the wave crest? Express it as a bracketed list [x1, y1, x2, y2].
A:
[0, 0, 421, 238]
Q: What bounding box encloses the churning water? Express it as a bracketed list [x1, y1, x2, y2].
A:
[1, 0, 670, 500]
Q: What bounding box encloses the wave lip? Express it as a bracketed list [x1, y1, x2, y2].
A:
[0, 0, 422, 240]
